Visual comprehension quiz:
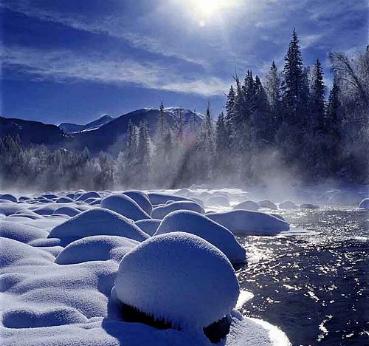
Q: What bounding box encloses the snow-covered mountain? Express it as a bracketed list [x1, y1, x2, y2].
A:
[71, 107, 204, 153]
[0, 108, 204, 153]
[59, 115, 114, 134]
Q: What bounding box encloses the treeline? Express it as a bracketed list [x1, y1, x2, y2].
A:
[1, 31, 368, 191]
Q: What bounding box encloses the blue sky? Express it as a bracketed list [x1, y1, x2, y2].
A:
[1, 0, 368, 125]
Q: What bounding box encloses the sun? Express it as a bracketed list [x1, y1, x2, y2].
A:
[191, 0, 227, 17]
[188, 0, 238, 25]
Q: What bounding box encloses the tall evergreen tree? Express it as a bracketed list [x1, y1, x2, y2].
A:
[310, 59, 325, 130]
[126, 120, 137, 162]
[282, 29, 305, 124]
[265, 61, 282, 127]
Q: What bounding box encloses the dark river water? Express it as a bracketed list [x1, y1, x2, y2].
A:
[237, 209, 369, 346]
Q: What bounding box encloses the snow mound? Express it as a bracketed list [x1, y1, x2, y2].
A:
[123, 190, 152, 215]
[101, 195, 150, 221]
[207, 210, 290, 236]
[233, 200, 259, 211]
[279, 201, 298, 209]
[0, 221, 48, 243]
[0, 194, 17, 202]
[48, 208, 149, 243]
[0, 237, 54, 267]
[2, 306, 88, 328]
[155, 211, 246, 265]
[55, 236, 139, 264]
[0, 202, 27, 216]
[56, 197, 74, 203]
[114, 232, 239, 330]
[76, 191, 100, 201]
[53, 206, 81, 217]
[359, 198, 369, 209]
[152, 201, 204, 219]
[147, 192, 193, 205]
[135, 219, 161, 236]
[258, 200, 278, 210]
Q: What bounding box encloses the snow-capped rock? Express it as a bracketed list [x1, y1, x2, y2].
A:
[101, 195, 150, 221]
[114, 232, 239, 330]
[48, 208, 149, 243]
[207, 210, 289, 236]
[56, 235, 139, 264]
[135, 219, 161, 236]
[122, 190, 152, 215]
[151, 201, 204, 219]
[155, 210, 246, 265]
[258, 200, 278, 210]
[147, 192, 194, 205]
[233, 200, 259, 211]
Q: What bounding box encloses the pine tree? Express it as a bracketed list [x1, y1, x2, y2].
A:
[177, 108, 184, 142]
[265, 61, 282, 125]
[225, 85, 236, 123]
[126, 119, 137, 162]
[310, 59, 325, 130]
[282, 29, 305, 124]
[159, 102, 165, 137]
[215, 112, 228, 153]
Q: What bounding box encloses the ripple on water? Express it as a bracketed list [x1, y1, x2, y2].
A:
[237, 209, 369, 346]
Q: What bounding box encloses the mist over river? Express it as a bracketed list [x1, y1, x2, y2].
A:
[237, 209, 369, 346]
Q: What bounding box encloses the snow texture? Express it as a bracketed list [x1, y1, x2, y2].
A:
[48, 208, 149, 244]
[0, 189, 290, 346]
[207, 210, 290, 235]
[101, 194, 150, 221]
[152, 200, 204, 219]
[155, 210, 246, 265]
[147, 192, 194, 205]
[114, 232, 239, 330]
[122, 190, 152, 215]
[135, 219, 161, 236]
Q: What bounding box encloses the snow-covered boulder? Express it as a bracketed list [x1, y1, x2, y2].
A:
[258, 200, 278, 210]
[101, 194, 150, 221]
[147, 192, 193, 205]
[135, 219, 161, 236]
[207, 210, 289, 236]
[0, 194, 17, 203]
[279, 201, 298, 209]
[233, 200, 259, 211]
[114, 232, 239, 330]
[76, 191, 100, 201]
[0, 221, 48, 243]
[53, 206, 81, 217]
[56, 197, 74, 203]
[55, 235, 139, 264]
[48, 208, 149, 243]
[0, 202, 27, 216]
[123, 190, 152, 215]
[359, 198, 369, 209]
[155, 211, 246, 265]
[151, 201, 204, 219]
